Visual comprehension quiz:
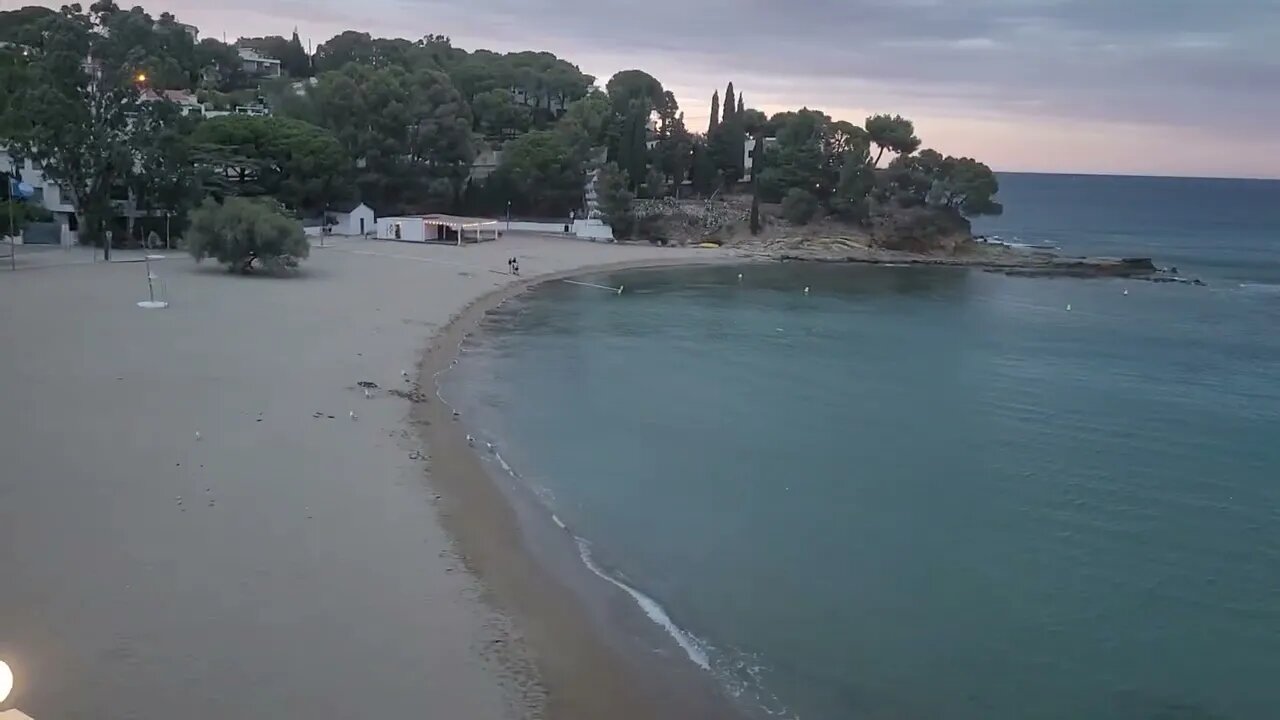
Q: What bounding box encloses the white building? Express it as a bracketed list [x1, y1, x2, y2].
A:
[237, 47, 282, 78]
[377, 214, 498, 244]
[1, 150, 80, 245]
[743, 136, 777, 181]
[139, 88, 204, 116]
[304, 202, 375, 237]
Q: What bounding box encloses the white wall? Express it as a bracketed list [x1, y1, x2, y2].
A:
[500, 219, 614, 241]
[572, 218, 615, 241]
[504, 220, 571, 234]
[337, 205, 375, 236]
[0, 151, 76, 213]
[376, 217, 427, 242]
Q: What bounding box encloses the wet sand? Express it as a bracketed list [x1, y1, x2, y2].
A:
[416, 262, 750, 720]
[0, 235, 732, 719]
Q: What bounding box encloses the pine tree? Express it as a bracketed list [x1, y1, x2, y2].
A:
[708, 91, 720, 133]
[723, 82, 735, 124]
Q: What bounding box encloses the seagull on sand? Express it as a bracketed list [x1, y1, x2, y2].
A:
[194, 431, 201, 441]
[349, 411, 358, 421]
[364, 388, 371, 399]
[466, 434, 475, 446]
[452, 409, 461, 419]
[486, 442, 495, 453]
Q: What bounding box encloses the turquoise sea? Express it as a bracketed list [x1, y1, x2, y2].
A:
[448, 174, 1280, 719]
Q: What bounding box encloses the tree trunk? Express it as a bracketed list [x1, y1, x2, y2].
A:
[873, 146, 886, 168]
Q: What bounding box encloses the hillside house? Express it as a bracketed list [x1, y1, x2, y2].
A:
[237, 47, 282, 78]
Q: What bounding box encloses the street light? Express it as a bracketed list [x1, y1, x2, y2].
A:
[134, 72, 147, 83]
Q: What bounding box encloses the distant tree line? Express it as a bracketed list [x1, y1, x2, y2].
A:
[0, 1, 1001, 252]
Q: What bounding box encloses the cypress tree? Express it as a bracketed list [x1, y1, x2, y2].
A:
[750, 134, 764, 233]
[737, 94, 745, 117]
[708, 91, 720, 133]
[723, 82, 735, 124]
[626, 100, 650, 190]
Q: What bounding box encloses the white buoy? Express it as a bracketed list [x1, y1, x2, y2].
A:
[737, 273, 743, 281]
[803, 286, 810, 294]
[1123, 289, 1129, 296]
[1066, 304, 1072, 311]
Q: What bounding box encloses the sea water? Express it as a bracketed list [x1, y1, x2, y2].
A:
[447, 174, 1280, 719]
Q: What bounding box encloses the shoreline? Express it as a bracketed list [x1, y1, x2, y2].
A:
[412, 258, 753, 720]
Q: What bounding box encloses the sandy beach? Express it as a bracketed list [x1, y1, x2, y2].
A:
[0, 235, 736, 720]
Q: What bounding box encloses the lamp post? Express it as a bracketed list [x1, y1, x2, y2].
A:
[505, 201, 511, 232]
[5, 172, 15, 271]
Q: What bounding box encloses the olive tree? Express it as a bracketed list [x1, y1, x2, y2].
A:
[186, 197, 310, 273]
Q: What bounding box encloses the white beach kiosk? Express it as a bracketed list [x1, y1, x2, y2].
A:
[376, 214, 499, 245]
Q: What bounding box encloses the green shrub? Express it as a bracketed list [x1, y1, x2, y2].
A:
[1, 201, 54, 235]
[781, 188, 819, 225]
[186, 197, 309, 273]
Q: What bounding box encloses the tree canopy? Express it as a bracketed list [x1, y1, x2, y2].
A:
[0, 1, 1001, 251]
[865, 113, 921, 167]
[1, 2, 147, 252]
[489, 130, 584, 217]
[186, 196, 309, 272]
[308, 63, 472, 213]
[189, 115, 350, 215]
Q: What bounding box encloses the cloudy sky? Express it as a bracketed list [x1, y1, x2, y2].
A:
[25, 0, 1280, 178]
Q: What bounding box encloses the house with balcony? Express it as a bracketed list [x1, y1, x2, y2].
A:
[1, 151, 83, 245]
[237, 47, 282, 78]
[139, 88, 204, 116]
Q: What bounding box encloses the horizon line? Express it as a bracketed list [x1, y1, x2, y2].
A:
[991, 169, 1280, 182]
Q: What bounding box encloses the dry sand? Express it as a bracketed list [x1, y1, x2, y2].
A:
[0, 235, 737, 719]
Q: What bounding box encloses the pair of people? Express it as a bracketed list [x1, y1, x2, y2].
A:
[507, 257, 520, 275]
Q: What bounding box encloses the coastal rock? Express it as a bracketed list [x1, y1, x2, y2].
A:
[868, 206, 971, 253]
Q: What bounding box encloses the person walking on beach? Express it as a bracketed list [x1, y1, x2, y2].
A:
[507, 257, 514, 274]
[512, 258, 520, 276]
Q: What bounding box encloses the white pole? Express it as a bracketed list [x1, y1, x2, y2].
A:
[561, 278, 624, 293]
